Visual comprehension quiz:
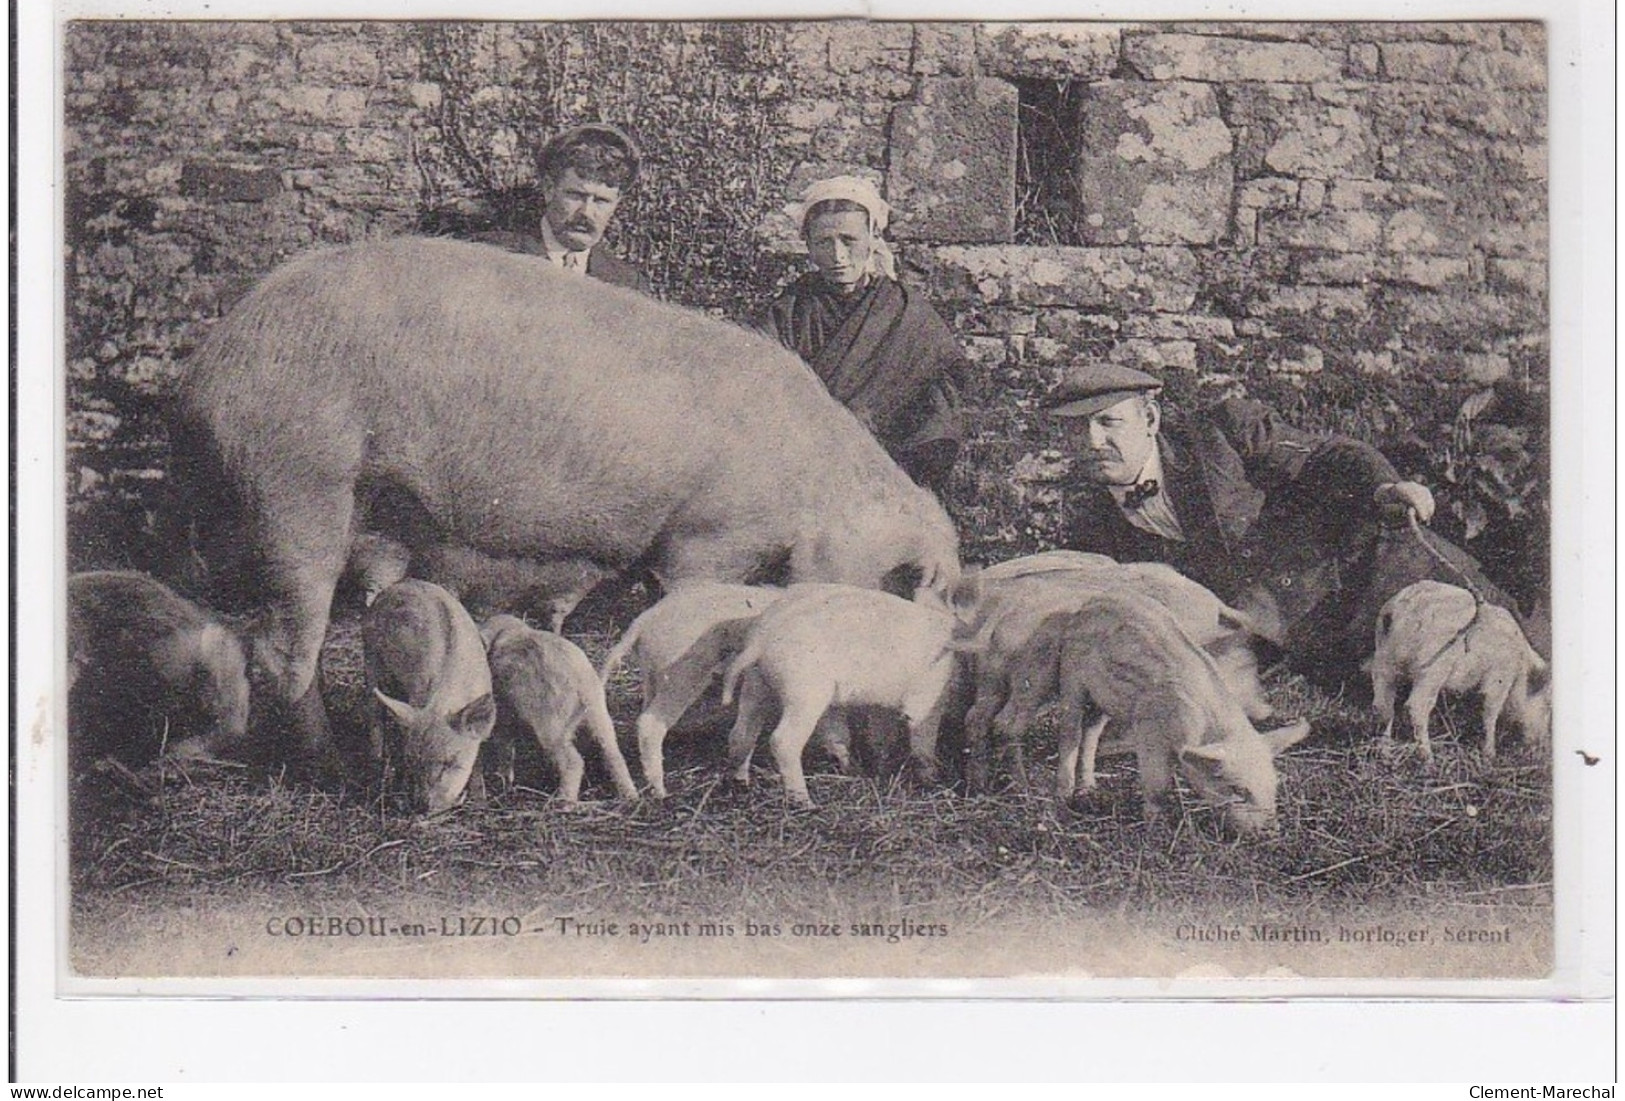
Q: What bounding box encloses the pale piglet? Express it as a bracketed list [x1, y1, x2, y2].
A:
[957, 559, 1271, 791]
[719, 584, 967, 808]
[363, 580, 496, 817]
[992, 592, 1309, 837]
[68, 570, 251, 768]
[1369, 580, 1550, 760]
[598, 582, 788, 799]
[482, 615, 639, 803]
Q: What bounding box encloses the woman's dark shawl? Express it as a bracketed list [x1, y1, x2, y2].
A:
[758, 273, 965, 459]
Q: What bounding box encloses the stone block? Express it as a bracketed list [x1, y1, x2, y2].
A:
[1501, 23, 1545, 56]
[787, 20, 914, 96]
[1380, 42, 1463, 81]
[919, 245, 1200, 313]
[783, 99, 841, 131]
[826, 20, 914, 72]
[1123, 32, 1341, 83]
[1490, 142, 1548, 182]
[213, 45, 272, 83]
[1354, 23, 1508, 46]
[912, 23, 978, 76]
[1229, 84, 1376, 179]
[1479, 220, 1547, 260]
[329, 88, 369, 127]
[297, 39, 381, 84]
[1238, 177, 1299, 210]
[1114, 339, 1197, 373]
[341, 128, 401, 162]
[1297, 252, 1376, 284]
[1264, 102, 1372, 176]
[1123, 314, 1236, 341]
[1387, 255, 1474, 288]
[1024, 336, 1072, 364]
[407, 82, 442, 111]
[962, 335, 1011, 367]
[810, 110, 887, 164]
[1459, 352, 1511, 385]
[1382, 289, 1527, 346]
[1258, 286, 1369, 319]
[179, 160, 281, 203]
[1457, 49, 1546, 90]
[1347, 42, 1381, 79]
[1258, 209, 1382, 251]
[1071, 81, 1233, 246]
[888, 78, 1018, 243]
[1488, 257, 1547, 296]
[975, 22, 1121, 80]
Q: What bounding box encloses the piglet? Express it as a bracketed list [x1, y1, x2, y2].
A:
[1369, 580, 1550, 760]
[993, 592, 1309, 837]
[481, 614, 639, 803]
[364, 580, 496, 816]
[957, 559, 1272, 791]
[598, 581, 788, 799]
[67, 570, 251, 767]
[719, 583, 970, 808]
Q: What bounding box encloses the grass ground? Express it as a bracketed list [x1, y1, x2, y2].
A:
[68, 593, 1554, 982]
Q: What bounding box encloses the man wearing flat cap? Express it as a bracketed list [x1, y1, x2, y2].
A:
[479, 122, 652, 294]
[1047, 362, 1517, 681]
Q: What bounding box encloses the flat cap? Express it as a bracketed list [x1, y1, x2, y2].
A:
[537, 122, 641, 184]
[1042, 361, 1164, 417]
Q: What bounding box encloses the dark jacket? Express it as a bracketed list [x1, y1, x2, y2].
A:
[756, 272, 966, 493]
[474, 229, 652, 296]
[1061, 397, 1514, 679]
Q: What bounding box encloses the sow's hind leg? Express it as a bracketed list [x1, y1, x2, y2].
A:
[248, 477, 358, 783]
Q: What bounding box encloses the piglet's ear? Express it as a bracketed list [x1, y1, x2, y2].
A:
[950, 567, 983, 616]
[1260, 718, 1312, 756]
[451, 692, 497, 739]
[1178, 743, 1229, 772]
[374, 688, 419, 725]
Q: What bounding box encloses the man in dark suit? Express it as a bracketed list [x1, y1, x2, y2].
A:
[1048, 362, 1516, 682]
[478, 122, 652, 295]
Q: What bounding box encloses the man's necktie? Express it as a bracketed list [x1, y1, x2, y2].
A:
[1123, 478, 1160, 510]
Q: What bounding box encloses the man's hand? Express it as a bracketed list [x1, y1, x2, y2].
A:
[1375, 480, 1436, 523]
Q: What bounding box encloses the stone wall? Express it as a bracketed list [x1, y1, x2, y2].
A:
[63, 19, 1548, 598]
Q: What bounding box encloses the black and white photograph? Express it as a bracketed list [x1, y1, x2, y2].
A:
[13, 0, 1615, 1077]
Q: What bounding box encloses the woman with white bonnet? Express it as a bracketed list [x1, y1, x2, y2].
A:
[757, 174, 966, 495]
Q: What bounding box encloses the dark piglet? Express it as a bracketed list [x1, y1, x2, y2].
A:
[67, 570, 250, 768]
[347, 532, 609, 630]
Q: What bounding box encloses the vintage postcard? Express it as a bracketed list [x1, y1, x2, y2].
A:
[13, 0, 1614, 1077]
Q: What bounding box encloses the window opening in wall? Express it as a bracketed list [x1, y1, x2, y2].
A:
[1014, 78, 1090, 247]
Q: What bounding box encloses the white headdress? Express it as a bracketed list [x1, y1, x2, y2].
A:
[784, 175, 897, 280]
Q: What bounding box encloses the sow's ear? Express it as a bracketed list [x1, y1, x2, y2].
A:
[450, 692, 497, 739]
[1260, 718, 1312, 756]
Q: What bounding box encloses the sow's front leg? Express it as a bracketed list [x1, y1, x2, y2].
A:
[249, 481, 358, 784]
